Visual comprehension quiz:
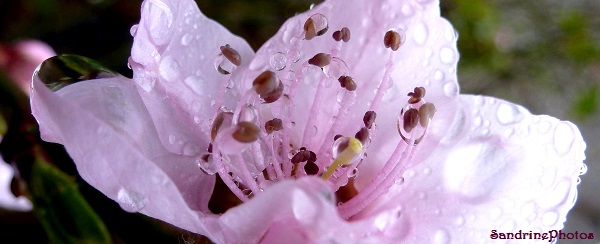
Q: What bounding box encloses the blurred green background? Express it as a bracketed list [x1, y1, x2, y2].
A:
[0, 0, 598, 243]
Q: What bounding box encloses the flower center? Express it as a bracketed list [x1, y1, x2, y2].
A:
[200, 13, 436, 218]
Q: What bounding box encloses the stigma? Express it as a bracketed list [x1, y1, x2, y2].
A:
[198, 13, 436, 218]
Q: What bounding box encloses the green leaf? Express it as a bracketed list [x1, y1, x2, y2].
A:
[30, 158, 110, 244]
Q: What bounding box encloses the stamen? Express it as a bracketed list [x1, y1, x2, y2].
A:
[232, 122, 260, 143]
[265, 118, 283, 134]
[363, 111, 376, 129]
[338, 75, 357, 91]
[253, 71, 279, 96]
[354, 127, 369, 145]
[304, 18, 317, 40]
[220, 44, 242, 66]
[308, 53, 332, 67]
[332, 27, 351, 42]
[383, 30, 403, 51]
[211, 111, 233, 141]
[321, 137, 363, 180]
[304, 14, 329, 40]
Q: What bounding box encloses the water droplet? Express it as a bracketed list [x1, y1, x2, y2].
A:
[288, 49, 301, 63]
[440, 47, 455, 64]
[249, 56, 266, 71]
[181, 33, 193, 46]
[433, 70, 444, 81]
[159, 56, 181, 82]
[194, 116, 201, 124]
[473, 116, 482, 126]
[331, 137, 361, 161]
[413, 22, 428, 45]
[336, 90, 345, 103]
[137, 76, 156, 92]
[130, 24, 139, 36]
[433, 229, 450, 244]
[143, 0, 174, 45]
[394, 177, 405, 185]
[553, 122, 574, 156]
[347, 168, 359, 179]
[183, 143, 199, 156]
[307, 13, 329, 37]
[323, 57, 349, 79]
[269, 52, 287, 71]
[197, 157, 217, 175]
[443, 82, 458, 98]
[238, 105, 258, 123]
[579, 164, 588, 175]
[184, 76, 205, 95]
[214, 53, 237, 75]
[117, 189, 148, 213]
[496, 103, 522, 125]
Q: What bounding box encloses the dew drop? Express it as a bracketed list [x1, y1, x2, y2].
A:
[433, 70, 444, 81]
[440, 47, 455, 64]
[443, 82, 458, 98]
[553, 122, 575, 156]
[159, 56, 180, 82]
[288, 49, 301, 63]
[496, 103, 523, 125]
[394, 177, 405, 185]
[184, 76, 205, 95]
[130, 24, 139, 36]
[347, 168, 359, 179]
[117, 189, 148, 213]
[214, 53, 237, 75]
[194, 116, 201, 124]
[181, 33, 193, 46]
[433, 229, 450, 244]
[336, 90, 345, 103]
[331, 137, 361, 161]
[413, 22, 428, 45]
[307, 13, 329, 37]
[473, 116, 482, 126]
[269, 52, 287, 71]
[197, 157, 217, 175]
[323, 57, 349, 79]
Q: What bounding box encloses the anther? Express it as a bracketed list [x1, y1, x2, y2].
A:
[363, 111, 377, 129]
[304, 18, 317, 40]
[418, 102, 436, 127]
[260, 82, 284, 103]
[304, 161, 319, 175]
[232, 121, 260, 143]
[308, 53, 331, 67]
[407, 87, 426, 104]
[338, 75, 357, 91]
[402, 108, 419, 133]
[220, 44, 241, 66]
[332, 27, 351, 42]
[265, 118, 283, 134]
[253, 71, 278, 96]
[291, 150, 310, 164]
[211, 112, 233, 141]
[384, 30, 402, 51]
[355, 127, 369, 145]
[208, 143, 213, 153]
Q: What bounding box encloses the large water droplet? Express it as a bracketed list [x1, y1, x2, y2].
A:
[394, 177, 405, 185]
[159, 56, 180, 82]
[440, 47, 455, 64]
[35, 55, 118, 91]
[553, 122, 575, 156]
[413, 23, 428, 45]
[496, 103, 523, 125]
[331, 137, 361, 161]
[117, 189, 148, 213]
[307, 13, 329, 37]
[237, 105, 258, 123]
[269, 52, 287, 71]
[197, 157, 217, 175]
[433, 70, 444, 81]
[214, 53, 237, 75]
[323, 57, 349, 79]
[433, 229, 450, 244]
[443, 82, 458, 98]
[184, 76, 205, 95]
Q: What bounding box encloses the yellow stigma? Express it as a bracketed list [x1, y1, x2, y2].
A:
[321, 137, 363, 180]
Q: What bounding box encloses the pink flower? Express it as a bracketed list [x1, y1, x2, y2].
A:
[30, 0, 586, 243]
[0, 40, 55, 95]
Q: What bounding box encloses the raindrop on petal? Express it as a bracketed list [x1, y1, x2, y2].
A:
[117, 189, 148, 213]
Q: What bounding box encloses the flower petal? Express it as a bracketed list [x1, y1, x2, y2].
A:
[0, 157, 32, 211]
[129, 0, 255, 156]
[30, 76, 215, 234]
[240, 0, 459, 183]
[358, 95, 586, 242]
[207, 176, 406, 243]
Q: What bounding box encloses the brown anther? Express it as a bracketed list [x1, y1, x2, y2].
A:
[341, 27, 351, 42]
[308, 151, 317, 163]
[355, 127, 369, 145]
[317, 25, 329, 36]
[338, 75, 357, 91]
[363, 111, 377, 129]
[232, 122, 260, 143]
[304, 161, 319, 175]
[253, 71, 278, 96]
[265, 118, 283, 134]
[291, 150, 310, 164]
[304, 18, 317, 40]
[220, 44, 241, 66]
[418, 102, 436, 127]
[384, 30, 402, 51]
[333, 30, 343, 42]
[334, 134, 343, 141]
[308, 53, 331, 68]
[408, 97, 421, 104]
[208, 143, 213, 153]
[261, 82, 284, 103]
[211, 112, 233, 141]
[403, 108, 419, 133]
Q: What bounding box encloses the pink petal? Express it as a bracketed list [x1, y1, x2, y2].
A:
[129, 0, 254, 157]
[30, 76, 215, 234]
[357, 95, 586, 242]
[0, 157, 32, 211]
[0, 40, 55, 95]
[240, 0, 460, 185]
